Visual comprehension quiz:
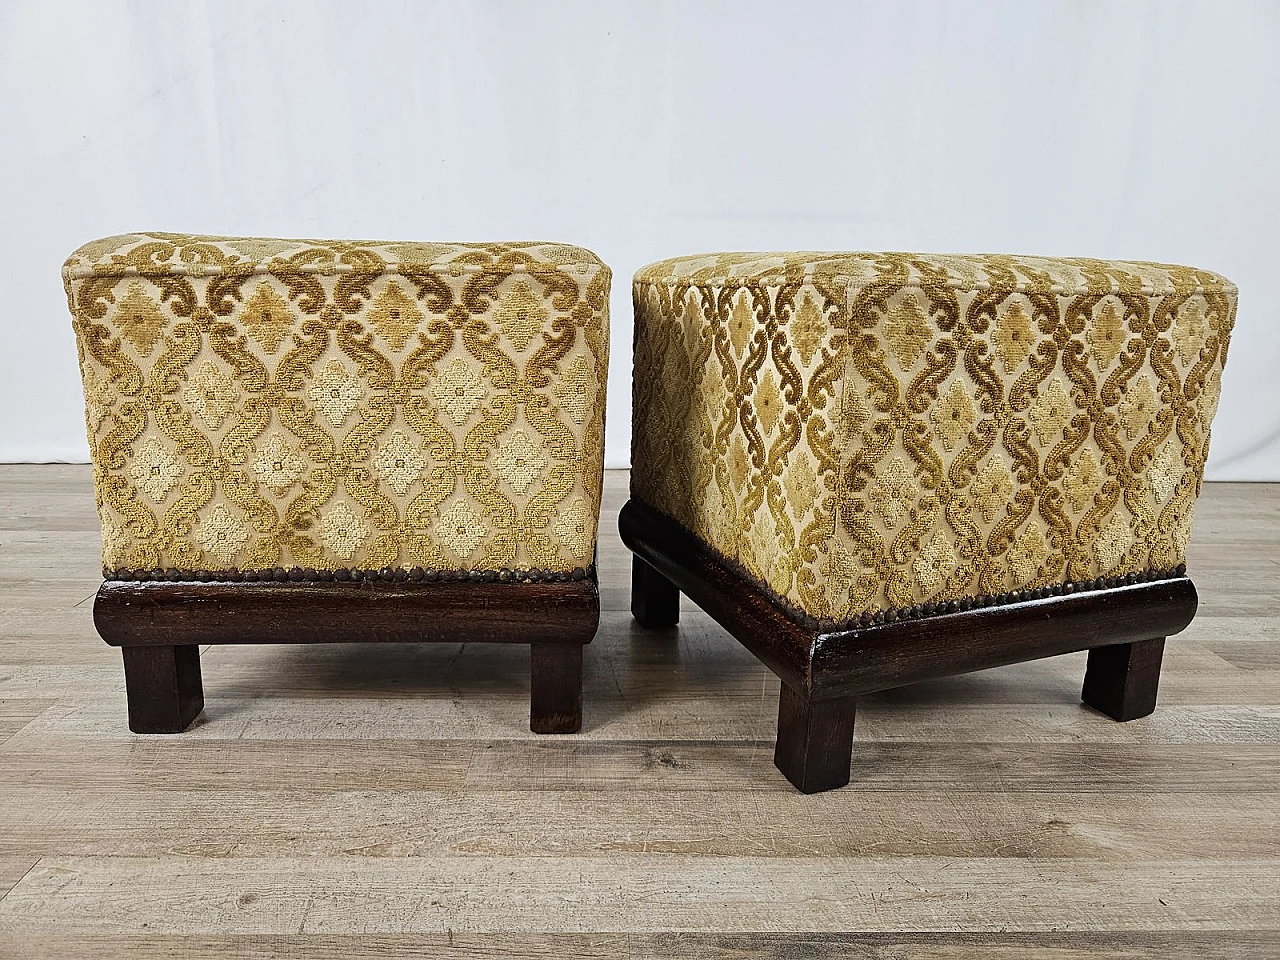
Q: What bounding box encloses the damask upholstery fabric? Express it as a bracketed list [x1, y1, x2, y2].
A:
[65, 233, 610, 575]
[632, 252, 1235, 625]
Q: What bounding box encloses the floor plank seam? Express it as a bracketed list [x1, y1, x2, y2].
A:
[0, 857, 43, 905]
[0, 703, 59, 746]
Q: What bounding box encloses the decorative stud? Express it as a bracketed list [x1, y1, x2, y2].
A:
[106, 563, 598, 586]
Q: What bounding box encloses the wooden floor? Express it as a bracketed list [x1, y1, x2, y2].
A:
[0, 466, 1277, 958]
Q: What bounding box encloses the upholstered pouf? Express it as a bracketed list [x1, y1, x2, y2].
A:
[622, 252, 1235, 792]
[65, 233, 609, 734]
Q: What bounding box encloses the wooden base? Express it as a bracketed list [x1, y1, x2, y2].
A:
[96, 576, 599, 735]
[619, 498, 1199, 793]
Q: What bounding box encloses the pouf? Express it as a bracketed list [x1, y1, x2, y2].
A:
[64, 232, 610, 734]
[622, 251, 1235, 792]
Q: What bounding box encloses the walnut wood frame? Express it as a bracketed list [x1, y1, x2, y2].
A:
[619, 498, 1198, 794]
[94, 576, 599, 735]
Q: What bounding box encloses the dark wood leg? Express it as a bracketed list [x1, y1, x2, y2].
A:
[773, 683, 857, 794]
[530, 642, 584, 734]
[1082, 637, 1166, 721]
[121, 645, 204, 733]
[632, 555, 680, 628]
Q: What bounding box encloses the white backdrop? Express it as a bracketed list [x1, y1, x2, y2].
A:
[2, 0, 1277, 477]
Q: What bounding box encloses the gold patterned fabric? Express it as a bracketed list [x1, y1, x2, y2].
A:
[64, 233, 610, 575]
[632, 252, 1235, 624]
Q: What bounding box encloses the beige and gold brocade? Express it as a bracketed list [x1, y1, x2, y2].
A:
[632, 252, 1234, 624]
[64, 233, 610, 574]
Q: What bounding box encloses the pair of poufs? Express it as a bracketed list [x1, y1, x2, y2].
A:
[64, 234, 1236, 792]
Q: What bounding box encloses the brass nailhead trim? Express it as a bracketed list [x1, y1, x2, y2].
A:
[104, 565, 595, 585]
[817, 565, 1188, 633]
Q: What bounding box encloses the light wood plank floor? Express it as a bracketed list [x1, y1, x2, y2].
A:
[0, 466, 1277, 958]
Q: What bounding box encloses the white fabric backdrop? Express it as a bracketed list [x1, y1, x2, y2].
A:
[2, 0, 1276, 478]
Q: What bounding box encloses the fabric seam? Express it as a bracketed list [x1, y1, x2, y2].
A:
[631, 275, 1235, 298]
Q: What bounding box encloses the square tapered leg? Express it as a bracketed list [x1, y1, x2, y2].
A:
[774, 683, 857, 794]
[121, 644, 204, 734]
[1082, 637, 1166, 721]
[632, 555, 680, 629]
[530, 642, 585, 734]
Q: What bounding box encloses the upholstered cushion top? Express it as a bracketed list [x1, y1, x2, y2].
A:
[66, 233, 610, 577]
[635, 251, 1235, 296]
[631, 251, 1235, 626]
[64, 233, 606, 279]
